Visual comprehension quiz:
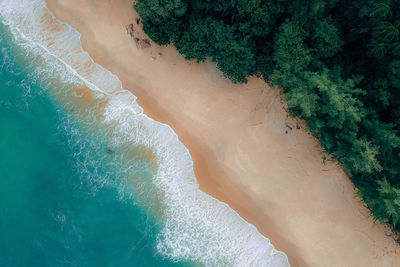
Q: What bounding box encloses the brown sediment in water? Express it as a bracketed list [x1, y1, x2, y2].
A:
[122, 144, 159, 172]
[72, 86, 158, 171]
[74, 85, 96, 103]
[70, 85, 163, 216]
[70, 85, 108, 117]
[72, 85, 158, 170]
[45, 0, 400, 266]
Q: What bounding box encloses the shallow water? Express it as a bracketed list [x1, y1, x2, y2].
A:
[0, 22, 192, 267]
[0, 0, 289, 266]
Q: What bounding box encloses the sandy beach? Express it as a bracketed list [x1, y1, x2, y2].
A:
[44, 0, 400, 265]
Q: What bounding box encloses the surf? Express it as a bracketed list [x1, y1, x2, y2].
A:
[0, 0, 289, 266]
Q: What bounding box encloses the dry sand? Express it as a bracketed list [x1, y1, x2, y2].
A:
[45, 0, 400, 265]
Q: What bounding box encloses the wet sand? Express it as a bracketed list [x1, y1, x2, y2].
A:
[45, 0, 400, 265]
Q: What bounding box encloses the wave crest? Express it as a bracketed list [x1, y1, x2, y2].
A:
[0, 0, 289, 266]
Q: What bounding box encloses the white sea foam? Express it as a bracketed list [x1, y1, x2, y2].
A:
[0, 0, 290, 266]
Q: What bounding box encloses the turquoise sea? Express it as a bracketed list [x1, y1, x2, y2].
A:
[0, 21, 191, 267]
[0, 0, 289, 266]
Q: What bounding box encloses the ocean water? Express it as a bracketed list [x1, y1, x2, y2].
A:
[0, 0, 289, 266]
[0, 21, 191, 267]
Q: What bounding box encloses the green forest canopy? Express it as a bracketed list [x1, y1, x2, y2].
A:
[134, 0, 400, 235]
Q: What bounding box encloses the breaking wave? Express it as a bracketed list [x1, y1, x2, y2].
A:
[0, 0, 289, 266]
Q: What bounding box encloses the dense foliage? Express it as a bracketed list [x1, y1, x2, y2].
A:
[135, 0, 400, 233]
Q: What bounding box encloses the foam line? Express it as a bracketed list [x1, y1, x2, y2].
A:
[0, 0, 290, 266]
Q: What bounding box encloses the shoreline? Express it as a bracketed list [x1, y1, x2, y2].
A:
[45, 0, 400, 266]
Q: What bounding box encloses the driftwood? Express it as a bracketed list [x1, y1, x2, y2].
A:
[139, 39, 151, 48]
[125, 22, 151, 49]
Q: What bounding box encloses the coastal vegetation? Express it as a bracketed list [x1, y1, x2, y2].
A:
[134, 0, 400, 235]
